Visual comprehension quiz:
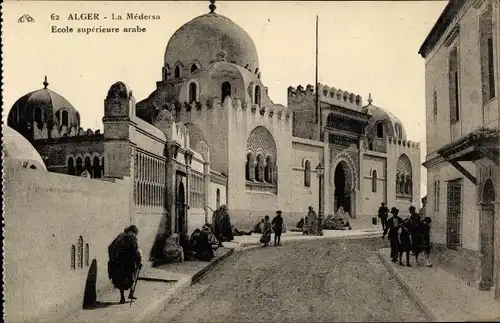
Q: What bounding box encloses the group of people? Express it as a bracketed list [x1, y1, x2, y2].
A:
[378, 203, 433, 267]
[254, 210, 285, 247]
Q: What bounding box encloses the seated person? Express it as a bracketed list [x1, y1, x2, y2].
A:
[232, 225, 252, 236]
[253, 219, 264, 234]
[202, 224, 220, 250]
[189, 229, 214, 261]
[163, 233, 184, 263]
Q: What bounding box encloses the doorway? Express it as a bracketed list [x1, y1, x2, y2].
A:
[221, 81, 231, 102]
[479, 179, 495, 290]
[334, 161, 352, 215]
[176, 180, 186, 235]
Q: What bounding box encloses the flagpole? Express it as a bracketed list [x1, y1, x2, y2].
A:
[315, 15, 320, 138]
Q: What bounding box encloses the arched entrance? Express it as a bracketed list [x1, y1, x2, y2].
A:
[334, 161, 353, 216]
[176, 181, 186, 235]
[479, 179, 496, 290]
[221, 81, 231, 101]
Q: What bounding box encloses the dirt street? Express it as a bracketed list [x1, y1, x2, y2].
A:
[152, 238, 427, 322]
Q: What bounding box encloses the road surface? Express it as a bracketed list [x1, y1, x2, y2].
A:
[152, 237, 426, 322]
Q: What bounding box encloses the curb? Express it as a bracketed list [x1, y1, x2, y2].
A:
[237, 232, 381, 248]
[132, 248, 235, 323]
[376, 251, 438, 322]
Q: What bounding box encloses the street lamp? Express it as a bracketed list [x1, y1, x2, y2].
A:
[316, 163, 324, 235]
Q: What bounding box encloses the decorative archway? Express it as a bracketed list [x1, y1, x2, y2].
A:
[331, 158, 356, 217]
[479, 178, 496, 290]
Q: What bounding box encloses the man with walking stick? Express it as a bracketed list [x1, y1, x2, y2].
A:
[108, 225, 142, 304]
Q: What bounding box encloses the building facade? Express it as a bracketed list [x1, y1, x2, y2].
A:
[420, 0, 500, 300]
[7, 5, 421, 235]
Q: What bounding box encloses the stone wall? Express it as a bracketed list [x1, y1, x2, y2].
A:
[4, 166, 131, 322]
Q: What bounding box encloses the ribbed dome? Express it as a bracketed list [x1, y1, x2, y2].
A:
[3, 125, 47, 171]
[7, 77, 80, 138]
[362, 95, 407, 140]
[164, 12, 259, 73]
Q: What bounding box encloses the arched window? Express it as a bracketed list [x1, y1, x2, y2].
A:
[396, 154, 412, 197]
[85, 243, 89, 267]
[372, 170, 378, 192]
[191, 64, 198, 73]
[174, 65, 181, 78]
[216, 189, 221, 209]
[76, 157, 83, 176]
[254, 85, 261, 106]
[29, 165, 37, 170]
[304, 160, 311, 187]
[265, 156, 273, 182]
[77, 236, 83, 268]
[68, 157, 75, 175]
[256, 155, 263, 182]
[93, 156, 101, 178]
[71, 245, 76, 269]
[376, 122, 384, 138]
[62, 110, 69, 127]
[189, 83, 197, 103]
[245, 153, 254, 181]
[34, 107, 43, 126]
[221, 81, 231, 101]
[84, 157, 92, 173]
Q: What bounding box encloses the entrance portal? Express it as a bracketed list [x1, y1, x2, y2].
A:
[479, 179, 495, 290]
[334, 161, 352, 215]
[176, 181, 186, 235]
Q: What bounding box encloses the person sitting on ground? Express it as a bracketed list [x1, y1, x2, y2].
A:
[163, 233, 184, 263]
[179, 232, 192, 261]
[260, 215, 272, 247]
[398, 220, 412, 267]
[232, 224, 252, 236]
[253, 218, 264, 234]
[189, 228, 215, 261]
[323, 207, 351, 230]
[202, 224, 219, 251]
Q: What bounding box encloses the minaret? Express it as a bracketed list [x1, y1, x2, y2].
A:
[209, 0, 216, 13]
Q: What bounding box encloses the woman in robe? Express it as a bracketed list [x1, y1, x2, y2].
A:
[163, 233, 184, 263]
[260, 215, 272, 247]
[108, 225, 142, 304]
[219, 205, 234, 242]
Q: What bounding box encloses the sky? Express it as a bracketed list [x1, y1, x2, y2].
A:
[2, 0, 448, 197]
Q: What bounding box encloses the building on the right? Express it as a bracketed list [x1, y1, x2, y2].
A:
[419, 0, 500, 299]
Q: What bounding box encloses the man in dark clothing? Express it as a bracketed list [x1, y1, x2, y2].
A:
[108, 225, 142, 304]
[272, 210, 284, 246]
[409, 205, 421, 225]
[189, 229, 214, 261]
[385, 207, 403, 262]
[378, 203, 389, 233]
[398, 220, 412, 267]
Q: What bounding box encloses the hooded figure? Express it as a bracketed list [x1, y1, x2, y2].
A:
[214, 205, 234, 243]
[108, 225, 142, 304]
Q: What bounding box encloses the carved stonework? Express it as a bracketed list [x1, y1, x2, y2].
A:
[184, 149, 194, 166]
[329, 148, 359, 190]
[328, 134, 358, 148]
[167, 141, 181, 160]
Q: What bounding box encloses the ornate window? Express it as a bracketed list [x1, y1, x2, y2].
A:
[191, 64, 198, 73]
[449, 47, 460, 123]
[62, 110, 69, 127]
[254, 85, 261, 106]
[76, 157, 83, 176]
[77, 236, 83, 268]
[446, 179, 463, 249]
[394, 124, 403, 139]
[190, 172, 204, 209]
[189, 83, 197, 103]
[396, 154, 412, 199]
[375, 122, 384, 138]
[85, 243, 89, 267]
[480, 6, 495, 103]
[68, 157, 75, 175]
[174, 65, 181, 78]
[372, 169, 378, 192]
[221, 81, 231, 101]
[304, 160, 311, 187]
[71, 245, 76, 270]
[246, 126, 278, 193]
[34, 107, 43, 126]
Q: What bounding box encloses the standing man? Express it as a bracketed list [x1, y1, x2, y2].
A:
[272, 210, 284, 246]
[108, 225, 142, 304]
[385, 207, 402, 262]
[421, 217, 433, 267]
[378, 202, 389, 234]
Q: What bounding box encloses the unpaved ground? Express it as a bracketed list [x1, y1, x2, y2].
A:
[152, 238, 427, 322]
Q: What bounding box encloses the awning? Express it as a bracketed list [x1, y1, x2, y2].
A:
[436, 127, 499, 185]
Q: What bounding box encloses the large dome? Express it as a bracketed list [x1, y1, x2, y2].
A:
[3, 125, 47, 171]
[164, 12, 259, 73]
[7, 77, 80, 139]
[362, 95, 407, 140]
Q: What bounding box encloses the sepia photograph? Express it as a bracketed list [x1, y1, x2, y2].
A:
[2, 0, 500, 322]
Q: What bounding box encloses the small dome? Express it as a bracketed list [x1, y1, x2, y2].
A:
[362, 94, 406, 140]
[164, 12, 259, 75]
[3, 125, 47, 171]
[7, 77, 80, 139]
